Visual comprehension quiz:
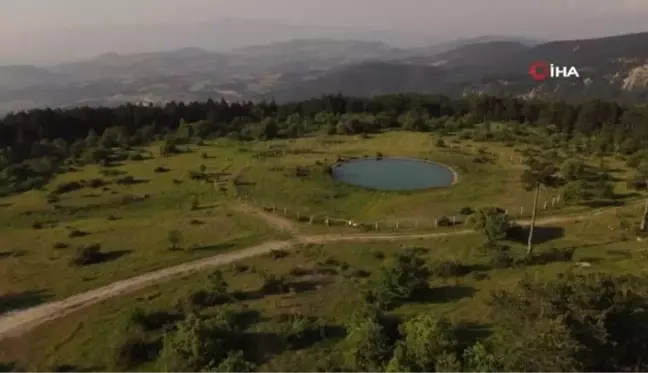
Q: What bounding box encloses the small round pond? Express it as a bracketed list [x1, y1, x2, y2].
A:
[332, 157, 457, 191]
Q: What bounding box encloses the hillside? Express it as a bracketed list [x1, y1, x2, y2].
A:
[271, 62, 450, 102]
[275, 32, 648, 103]
[1, 32, 648, 113]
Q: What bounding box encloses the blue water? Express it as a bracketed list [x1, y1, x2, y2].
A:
[332, 157, 455, 191]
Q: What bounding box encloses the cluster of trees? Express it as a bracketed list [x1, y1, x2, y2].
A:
[1, 94, 648, 195]
[112, 262, 648, 372]
[341, 273, 648, 372]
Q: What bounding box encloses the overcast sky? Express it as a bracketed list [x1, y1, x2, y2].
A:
[2, 0, 648, 65]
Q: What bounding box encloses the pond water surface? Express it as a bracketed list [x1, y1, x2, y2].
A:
[332, 157, 456, 191]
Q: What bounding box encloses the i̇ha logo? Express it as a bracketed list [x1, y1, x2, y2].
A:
[529, 61, 580, 81]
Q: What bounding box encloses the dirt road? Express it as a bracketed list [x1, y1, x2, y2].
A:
[0, 202, 633, 340]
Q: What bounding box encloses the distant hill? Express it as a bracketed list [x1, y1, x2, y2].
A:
[407, 35, 543, 57]
[0, 65, 65, 90]
[271, 62, 449, 102]
[0, 33, 647, 113]
[272, 32, 648, 104]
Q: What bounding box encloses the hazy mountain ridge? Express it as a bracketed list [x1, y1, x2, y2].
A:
[0, 33, 647, 113]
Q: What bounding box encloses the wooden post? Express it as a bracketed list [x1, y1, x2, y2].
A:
[375, 222, 379, 231]
[552, 198, 556, 207]
[297, 211, 300, 219]
[641, 199, 648, 232]
[309, 215, 314, 224]
[435, 219, 438, 228]
[543, 201, 548, 210]
[520, 207, 524, 216]
[283, 208, 287, 215]
[325, 217, 330, 226]
[395, 220, 400, 231]
[505, 209, 509, 216]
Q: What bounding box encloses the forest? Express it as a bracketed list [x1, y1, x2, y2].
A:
[1, 94, 648, 198]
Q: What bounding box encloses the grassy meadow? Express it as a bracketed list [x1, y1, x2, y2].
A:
[1, 127, 647, 371]
[1, 202, 646, 371]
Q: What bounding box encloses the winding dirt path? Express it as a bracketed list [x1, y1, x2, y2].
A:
[0, 202, 635, 340]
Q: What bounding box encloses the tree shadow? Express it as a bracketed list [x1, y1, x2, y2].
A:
[234, 309, 264, 330]
[0, 362, 18, 371]
[580, 199, 625, 208]
[455, 322, 492, 347]
[289, 324, 347, 351]
[50, 364, 105, 372]
[135, 310, 184, 332]
[99, 249, 132, 263]
[507, 226, 566, 245]
[0, 249, 27, 259]
[235, 181, 256, 187]
[235, 279, 328, 301]
[409, 285, 477, 304]
[193, 242, 238, 252]
[578, 256, 603, 264]
[0, 289, 52, 314]
[606, 248, 633, 259]
[86, 249, 132, 265]
[614, 192, 641, 199]
[526, 247, 576, 265]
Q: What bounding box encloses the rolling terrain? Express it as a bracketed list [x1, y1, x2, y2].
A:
[1, 32, 647, 114]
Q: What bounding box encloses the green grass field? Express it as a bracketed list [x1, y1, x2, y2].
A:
[1, 204, 646, 371]
[0, 143, 288, 301]
[1, 129, 646, 371]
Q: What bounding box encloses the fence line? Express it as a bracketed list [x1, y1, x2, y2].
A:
[235, 192, 566, 233]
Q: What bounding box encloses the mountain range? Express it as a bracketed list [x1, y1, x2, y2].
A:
[0, 32, 647, 114]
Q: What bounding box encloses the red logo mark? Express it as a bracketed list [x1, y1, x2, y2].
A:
[529, 61, 550, 81]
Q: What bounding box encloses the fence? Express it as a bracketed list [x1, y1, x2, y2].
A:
[234, 192, 567, 234]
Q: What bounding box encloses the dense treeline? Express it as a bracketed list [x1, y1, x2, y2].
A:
[1, 94, 648, 195]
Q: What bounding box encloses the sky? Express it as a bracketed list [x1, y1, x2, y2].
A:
[1, 0, 648, 65]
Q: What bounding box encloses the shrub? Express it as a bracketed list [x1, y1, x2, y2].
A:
[32, 222, 43, 229]
[112, 334, 154, 370]
[270, 249, 290, 260]
[233, 264, 249, 273]
[168, 229, 183, 250]
[488, 246, 515, 268]
[431, 260, 470, 278]
[438, 216, 453, 227]
[46, 194, 60, 203]
[100, 169, 126, 177]
[261, 274, 288, 294]
[153, 166, 170, 173]
[71, 243, 102, 266]
[54, 181, 84, 194]
[471, 272, 490, 281]
[68, 229, 89, 238]
[116, 176, 137, 185]
[459, 206, 474, 215]
[188, 171, 205, 181]
[88, 178, 106, 188]
[53, 242, 69, 249]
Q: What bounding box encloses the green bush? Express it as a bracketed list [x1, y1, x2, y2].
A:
[71, 243, 102, 266]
